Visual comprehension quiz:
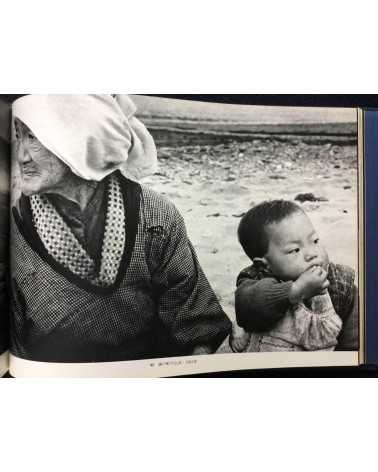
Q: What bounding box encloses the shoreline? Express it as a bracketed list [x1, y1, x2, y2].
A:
[148, 125, 357, 147]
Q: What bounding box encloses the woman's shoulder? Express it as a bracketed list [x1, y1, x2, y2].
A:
[139, 183, 177, 211]
[140, 184, 184, 230]
[117, 172, 176, 209]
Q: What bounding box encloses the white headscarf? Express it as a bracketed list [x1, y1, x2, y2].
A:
[13, 94, 158, 181]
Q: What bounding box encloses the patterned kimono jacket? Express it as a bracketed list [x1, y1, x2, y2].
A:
[0, 191, 9, 353]
[0, 137, 10, 353]
[10, 172, 231, 362]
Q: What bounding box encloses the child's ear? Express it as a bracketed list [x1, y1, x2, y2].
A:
[253, 257, 270, 270]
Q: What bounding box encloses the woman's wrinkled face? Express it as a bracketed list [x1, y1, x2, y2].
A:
[14, 119, 69, 196]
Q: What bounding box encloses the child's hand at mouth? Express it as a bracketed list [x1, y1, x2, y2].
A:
[289, 265, 330, 304]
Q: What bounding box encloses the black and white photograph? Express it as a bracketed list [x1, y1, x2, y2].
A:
[0, 97, 10, 358]
[135, 96, 359, 357]
[9, 95, 359, 368]
[1, 8, 374, 472]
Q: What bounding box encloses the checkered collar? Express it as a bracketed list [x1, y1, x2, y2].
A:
[29, 173, 126, 287]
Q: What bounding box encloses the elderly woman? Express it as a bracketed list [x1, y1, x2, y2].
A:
[10, 95, 231, 363]
[0, 129, 10, 353]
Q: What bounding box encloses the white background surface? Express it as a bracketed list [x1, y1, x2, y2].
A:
[0, 2, 375, 471]
[0, 379, 376, 472]
[10, 351, 359, 377]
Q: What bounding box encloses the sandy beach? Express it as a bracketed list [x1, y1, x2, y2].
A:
[136, 99, 359, 352]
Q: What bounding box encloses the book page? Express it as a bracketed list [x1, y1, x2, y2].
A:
[0, 97, 10, 376]
[9, 95, 360, 377]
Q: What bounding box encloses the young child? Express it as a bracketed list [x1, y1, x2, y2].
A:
[230, 200, 358, 352]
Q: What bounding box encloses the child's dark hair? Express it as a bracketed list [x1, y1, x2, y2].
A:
[238, 200, 304, 260]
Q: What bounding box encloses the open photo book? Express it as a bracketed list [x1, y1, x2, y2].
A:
[0, 94, 373, 377]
